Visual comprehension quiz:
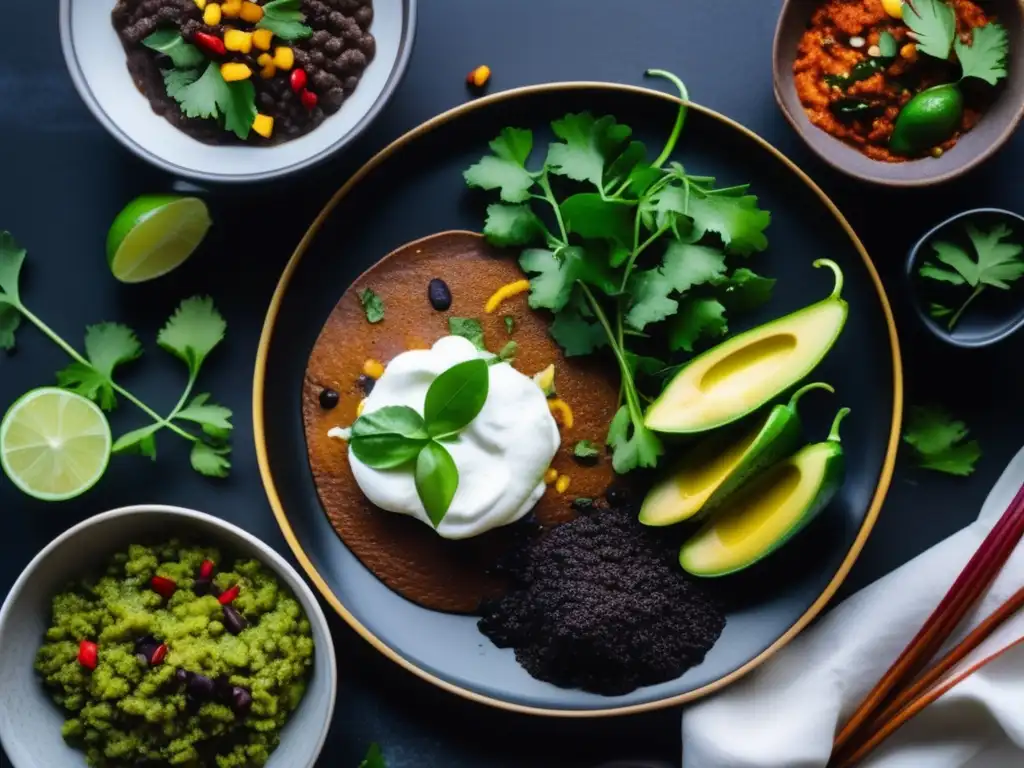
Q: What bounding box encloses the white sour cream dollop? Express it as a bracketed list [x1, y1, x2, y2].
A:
[332, 335, 560, 540]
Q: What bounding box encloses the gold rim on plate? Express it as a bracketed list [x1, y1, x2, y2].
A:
[252, 81, 904, 718]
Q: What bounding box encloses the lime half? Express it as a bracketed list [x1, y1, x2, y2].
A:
[0, 388, 112, 501]
[107, 195, 212, 283]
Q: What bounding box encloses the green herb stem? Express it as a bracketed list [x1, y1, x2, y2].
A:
[537, 173, 569, 244]
[646, 69, 690, 168]
[17, 303, 197, 442]
[947, 285, 985, 331]
[579, 282, 643, 421]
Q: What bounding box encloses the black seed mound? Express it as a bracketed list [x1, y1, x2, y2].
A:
[478, 502, 726, 696]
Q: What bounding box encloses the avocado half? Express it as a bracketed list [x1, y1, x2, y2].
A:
[639, 382, 834, 527]
[645, 260, 848, 434]
[679, 407, 850, 577]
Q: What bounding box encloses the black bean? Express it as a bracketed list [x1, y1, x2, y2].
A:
[223, 605, 248, 635]
[605, 484, 631, 507]
[310, 30, 330, 47]
[193, 577, 212, 595]
[214, 675, 234, 702]
[319, 388, 340, 409]
[187, 673, 215, 699]
[175, 668, 192, 685]
[310, 51, 327, 68]
[328, 11, 346, 29]
[325, 37, 343, 55]
[322, 87, 346, 114]
[358, 35, 376, 58]
[231, 686, 254, 715]
[355, 5, 373, 26]
[357, 375, 375, 395]
[428, 279, 452, 311]
[134, 635, 158, 654]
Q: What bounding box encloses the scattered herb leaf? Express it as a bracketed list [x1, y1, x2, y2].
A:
[190, 441, 232, 478]
[504, 316, 515, 335]
[928, 302, 953, 319]
[143, 30, 205, 69]
[257, 0, 313, 40]
[448, 317, 486, 350]
[902, 0, 956, 61]
[358, 288, 385, 324]
[494, 340, 518, 363]
[574, 439, 601, 460]
[955, 23, 1009, 86]
[360, 744, 386, 768]
[903, 405, 981, 476]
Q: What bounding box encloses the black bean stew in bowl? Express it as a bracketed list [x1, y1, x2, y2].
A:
[112, 0, 376, 146]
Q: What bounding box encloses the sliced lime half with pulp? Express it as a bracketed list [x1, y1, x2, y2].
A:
[107, 195, 212, 283]
[0, 387, 112, 501]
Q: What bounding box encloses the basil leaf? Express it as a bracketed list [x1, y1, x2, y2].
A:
[415, 441, 459, 527]
[350, 406, 429, 468]
[423, 359, 489, 437]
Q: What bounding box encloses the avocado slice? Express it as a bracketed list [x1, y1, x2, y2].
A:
[645, 260, 848, 434]
[639, 382, 834, 527]
[679, 407, 849, 577]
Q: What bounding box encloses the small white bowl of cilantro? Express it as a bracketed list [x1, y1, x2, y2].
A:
[59, 0, 416, 183]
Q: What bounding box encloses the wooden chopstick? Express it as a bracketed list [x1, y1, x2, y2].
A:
[833, 608, 1024, 768]
[831, 481, 1024, 759]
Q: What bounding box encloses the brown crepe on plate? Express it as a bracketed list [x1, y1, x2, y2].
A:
[302, 231, 620, 614]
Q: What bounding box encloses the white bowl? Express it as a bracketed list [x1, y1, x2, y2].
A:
[0, 504, 338, 768]
[59, 0, 416, 183]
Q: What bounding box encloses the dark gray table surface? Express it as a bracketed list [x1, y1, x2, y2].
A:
[3, 1, 1024, 766]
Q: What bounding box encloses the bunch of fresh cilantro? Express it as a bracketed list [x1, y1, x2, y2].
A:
[919, 221, 1024, 331]
[463, 70, 773, 474]
[0, 233, 233, 478]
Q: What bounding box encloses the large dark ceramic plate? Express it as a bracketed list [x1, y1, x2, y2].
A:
[254, 82, 903, 716]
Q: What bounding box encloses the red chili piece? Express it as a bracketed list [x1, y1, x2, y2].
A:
[150, 575, 177, 599]
[300, 89, 318, 110]
[149, 643, 168, 665]
[289, 68, 307, 93]
[218, 585, 240, 605]
[194, 32, 226, 57]
[78, 640, 98, 670]
[199, 559, 215, 580]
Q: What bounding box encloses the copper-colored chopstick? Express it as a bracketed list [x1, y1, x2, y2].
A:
[831, 481, 1024, 757]
[834, 624, 1024, 768]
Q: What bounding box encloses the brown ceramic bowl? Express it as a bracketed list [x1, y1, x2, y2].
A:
[773, 0, 1024, 187]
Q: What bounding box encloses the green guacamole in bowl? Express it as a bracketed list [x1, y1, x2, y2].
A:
[34, 540, 314, 768]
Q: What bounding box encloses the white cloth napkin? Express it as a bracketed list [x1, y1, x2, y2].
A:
[681, 444, 1024, 768]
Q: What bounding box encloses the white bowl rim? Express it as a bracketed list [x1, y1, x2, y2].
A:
[57, 0, 418, 184]
[0, 503, 338, 767]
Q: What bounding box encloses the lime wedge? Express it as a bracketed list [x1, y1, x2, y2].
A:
[0, 388, 112, 501]
[107, 195, 212, 283]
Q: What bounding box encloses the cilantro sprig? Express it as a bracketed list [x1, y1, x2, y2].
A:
[918, 222, 1024, 330]
[903, 405, 980, 476]
[0, 233, 233, 477]
[163, 62, 258, 141]
[257, 0, 313, 40]
[463, 69, 773, 474]
[902, 0, 1008, 85]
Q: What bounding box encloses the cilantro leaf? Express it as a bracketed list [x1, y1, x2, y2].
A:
[448, 317, 486, 350]
[464, 128, 536, 203]
[903, 405, 980, 476]
[956, 23, 1009, 85]
[519, 247, 615, 313]
[560, 193, 635, 246]
[163, 68, 199, 100]
[166, 62, 223, 120]
[878, 30, 899, 59]
[574, 439, 601, 460]
[0, 306, 20, 350]
[360, 743, 387, 768]
[222, 80, 258, 141]
[929, 302, 953, 319]
[605, 141, 647, 190]
[55, 323, 143, 410]
[625, 268, 677, 331]
[493, 340, 518, 364]
[669, 298, 728, 352]
[483, 204, 545, 246]
[545, 113, 631, 189]
[607, 405, 663, 473]
[661, 242, 728, 293]
[903, 0, 956, 60]
[504, 316, 515, 335]
[112, 424, 160, 460]
[359, 288, 385, 324]
[157, 296, 227, 377]
[175, 393, 233, 440]
[549, 295, 608, 356]
[0, 231, 26, 304]
[257, 0, 313, 40]
[143, 30, 205, 69]
[685, 189, 771, 255]
[190, 441, 232, 478]
[719, 267, 776, 312]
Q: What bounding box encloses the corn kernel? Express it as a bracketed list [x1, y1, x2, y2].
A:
[485, 279, 530, 313]
[221, 0, 243, 18]
[194, 0, 207, 9]
[257, 52, 273, 67]
[900, 43, 918, 61]
[224, 29, 253, 53]
[363, 359, 385, 379]
[253, 28, 274, 50]
[881, 0, 903, 18]
[548, 399, 574, 429]
[273, 46, 295, 70]
[203, 3, 222, 25]
[240, 1, 264, 22]
[259, 63, 277, 79]
[252, 113, 274, 138]
[355, 399, 366, 417]
[544, 468, 558, 485]
[220, 62, 253, 82]
[467, 65, 491, 88]
[931, 147, 944, 158]
[555, 475, 571, 494]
